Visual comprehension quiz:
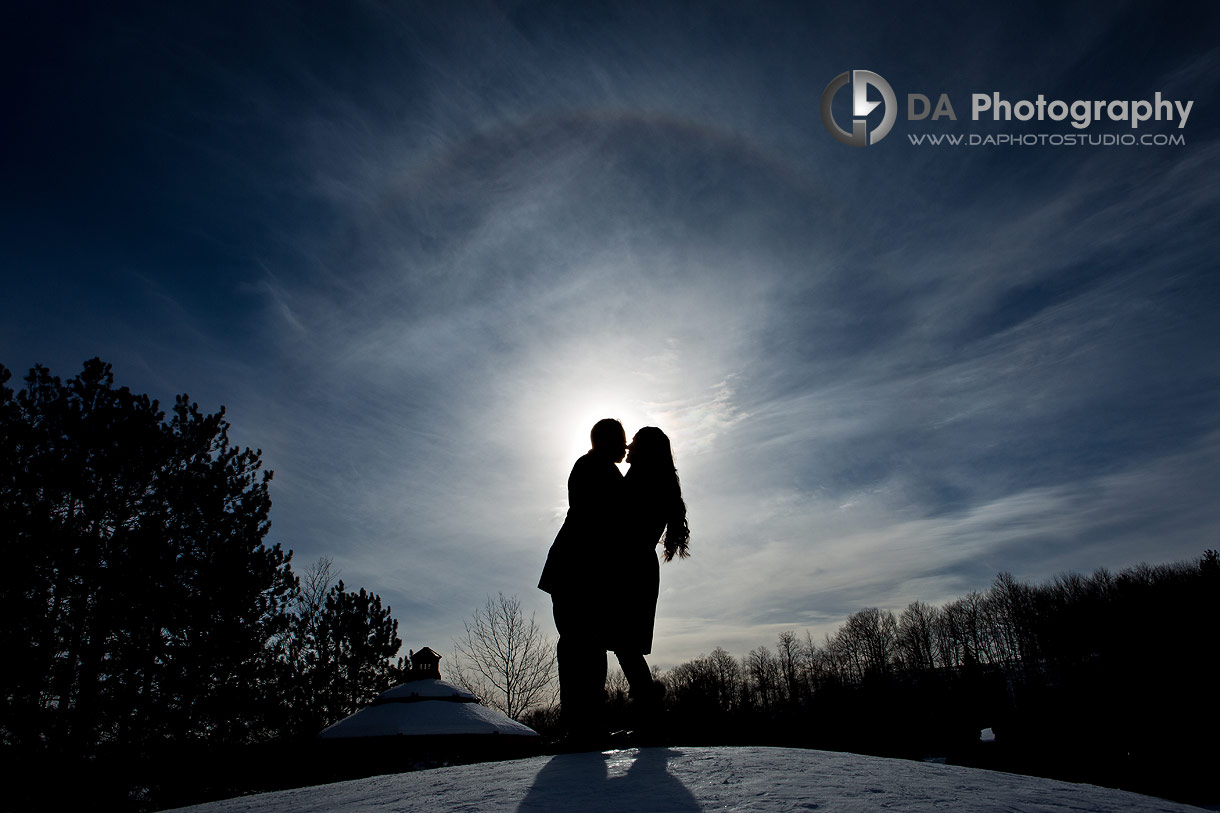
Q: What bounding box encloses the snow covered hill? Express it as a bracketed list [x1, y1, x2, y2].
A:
[172, 746, 1201, 812]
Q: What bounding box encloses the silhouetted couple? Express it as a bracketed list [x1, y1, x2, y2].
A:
[538, 418, 690, 744]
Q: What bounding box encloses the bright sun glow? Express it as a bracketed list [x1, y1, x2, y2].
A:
[564, 399, 652, 474]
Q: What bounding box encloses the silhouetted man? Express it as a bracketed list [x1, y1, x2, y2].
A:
[539, 418, 626, 742]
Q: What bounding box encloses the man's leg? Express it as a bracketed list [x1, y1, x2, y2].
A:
[554, 596, 607, 738]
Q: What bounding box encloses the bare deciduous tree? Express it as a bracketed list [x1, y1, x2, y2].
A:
[838, 607, 897, 679]
[452, 593, 557, 720]
[896, 600, 938, 673]
[746, 645, 784, 710]
[776, 630, 803, 706]
[606, 668, 630, 700]
[297, 556, 339, 618]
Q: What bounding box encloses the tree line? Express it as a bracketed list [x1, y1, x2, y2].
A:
[656, 552, 1217, 716]
[589, 550, 1216, 805]
[0, 360, 404, 772]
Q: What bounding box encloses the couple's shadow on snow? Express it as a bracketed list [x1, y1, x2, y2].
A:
[517, 747, 700, 812]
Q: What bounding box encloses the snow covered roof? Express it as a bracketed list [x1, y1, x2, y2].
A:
[317, 677, 538, 739]
[375, 678, 478, 702]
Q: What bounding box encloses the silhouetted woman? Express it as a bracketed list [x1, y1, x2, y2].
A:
[610, 426, 690, 720]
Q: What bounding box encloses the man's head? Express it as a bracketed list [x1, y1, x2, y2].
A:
[590, 418, 627, 463]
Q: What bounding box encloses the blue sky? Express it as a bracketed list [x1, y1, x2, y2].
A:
[4, 1, 1219, 667]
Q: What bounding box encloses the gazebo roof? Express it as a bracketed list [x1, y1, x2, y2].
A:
[316, 650, 539, 740]
[376, 677, 477, 703]
[410, 647, 442, 662]
[317, 687, 539, 739]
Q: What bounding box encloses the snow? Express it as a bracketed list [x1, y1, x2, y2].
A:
[377, 678, 479, 701]
[170, 746, 1200, 812]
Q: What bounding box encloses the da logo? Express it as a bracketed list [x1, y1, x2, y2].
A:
[820, 70, 897, 147]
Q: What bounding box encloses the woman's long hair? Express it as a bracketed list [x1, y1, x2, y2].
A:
[629, 426, 690, 562]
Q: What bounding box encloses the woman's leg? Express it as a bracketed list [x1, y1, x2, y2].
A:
[615, 650, 665, 734]
[615, 651, 652, 697]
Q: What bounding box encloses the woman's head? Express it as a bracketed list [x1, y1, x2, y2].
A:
[628, 426, 690, 562]
[626, 425, 674, 470]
